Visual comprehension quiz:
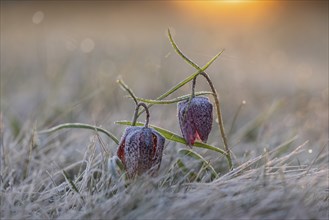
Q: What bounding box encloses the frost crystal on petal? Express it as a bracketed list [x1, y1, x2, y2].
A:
[178, 100, 198, 146]
[117, 126, 140, 167]
[151, 130, 165, 172]
[190, 97, 213, 143]
[177, 96, 213, 146]
[117, 126, 165, 178]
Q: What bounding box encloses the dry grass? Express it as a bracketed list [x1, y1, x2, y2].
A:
[1, 98, 328, 219]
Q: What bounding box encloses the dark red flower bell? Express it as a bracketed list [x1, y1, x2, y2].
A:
[117, 126, 165, 178]
[178, 96, 213, 146]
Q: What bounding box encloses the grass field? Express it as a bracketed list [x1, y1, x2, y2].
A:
[1, 1, 328, 219]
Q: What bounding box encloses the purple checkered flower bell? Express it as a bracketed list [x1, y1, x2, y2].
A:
[117, 126, 165, 178]
[178, 96, 213, 146]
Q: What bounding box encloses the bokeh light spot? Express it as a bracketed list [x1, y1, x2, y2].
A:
[32, 11, 44, 24]
[80, 38, 95, 53]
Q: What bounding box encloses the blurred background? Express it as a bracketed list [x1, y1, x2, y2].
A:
[1, 1, 328, 157]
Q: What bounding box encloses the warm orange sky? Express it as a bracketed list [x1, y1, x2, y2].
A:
[1, 1, 327, 90]
[1, 1, 327, 32]
[173, 1, 279, 25]
[1, 0, 328, 123]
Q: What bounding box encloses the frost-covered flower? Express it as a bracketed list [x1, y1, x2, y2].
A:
[178, 96, 213, 146]
[117, 126, 165, 178]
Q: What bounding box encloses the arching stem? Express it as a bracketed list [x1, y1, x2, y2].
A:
[184, 76, 197, 120]
[132, 103, 150, 128]
[191, 76, 197, 99]
[200, 72, 232, 170]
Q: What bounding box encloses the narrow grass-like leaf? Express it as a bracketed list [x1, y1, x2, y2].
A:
[176, 159, 197, 180]
[109, 156, 126, 178]
[115, 120, 227, 156]
[62, 170, 80, 194]
[114, 156, 125, 172]
[168, 29, 232, 170]
[179, 149, 218, 179]
[271, 135, 298, 158]
[136, 49, 224, 118]
[233, 100, 283, 142]
[179, 148, 211, 164]
[168, 29, 200, 70]
[135, 91, 213, 104]
[228, 100, 246, 136]
[117, 79, 138, 105]
[39, 123, 119, 145]
[176, 159, 189, 173]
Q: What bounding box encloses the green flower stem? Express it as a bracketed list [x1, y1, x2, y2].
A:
[191, 76, 197, 98]
[136, 49, 224, 118]
[117, 79, 150, 127]
[38, 123, 119, 145]
[167, 28, 232, 170]
[117, 79, 138, 105]
[228, 100, 246, 136]
[135, 91, 213, 105]
[184, 76, 197, 120]
[200, 72, 232, 170]
[116, 120, 227, 156]
[132, 103, 150, 127]
[179, 148, 218, 179]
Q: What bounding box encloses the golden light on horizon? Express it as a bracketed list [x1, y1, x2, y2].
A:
[221, 0, 245, 3]
[173, 1, 278, 26]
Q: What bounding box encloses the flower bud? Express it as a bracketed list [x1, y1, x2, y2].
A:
[117, 126, 165, 178]
[178, 96, 213, 146]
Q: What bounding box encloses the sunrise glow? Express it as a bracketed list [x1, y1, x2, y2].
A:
[173, 1, 278, 25]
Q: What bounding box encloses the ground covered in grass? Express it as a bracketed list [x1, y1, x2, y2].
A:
[1, 1, 328, 219]
[0, 112, 328, 219]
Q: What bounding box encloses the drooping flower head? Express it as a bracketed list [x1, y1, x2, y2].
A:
[178, 96, 213, 146]
[117, 126, 165, 178]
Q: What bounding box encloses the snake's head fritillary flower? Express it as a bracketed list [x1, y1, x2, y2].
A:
[117, 126, 165, 178]
[178, 96, 213, 146]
